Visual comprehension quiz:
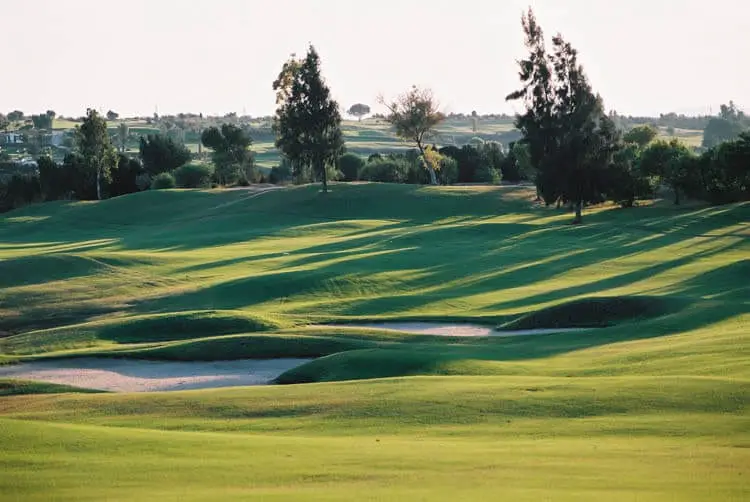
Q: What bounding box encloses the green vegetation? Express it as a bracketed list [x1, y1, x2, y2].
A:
[0, 182, 748, 499]
[1, 9, 749, 500]
[498, 296, 678, 330]
[0, 379, 105, 396]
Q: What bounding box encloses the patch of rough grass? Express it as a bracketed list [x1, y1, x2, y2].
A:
[499, 296, 679, 330]
[0, 379, 105, 396]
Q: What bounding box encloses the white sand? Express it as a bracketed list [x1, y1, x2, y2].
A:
[326, 322, 586, 338]
[0, 358, 311, 392]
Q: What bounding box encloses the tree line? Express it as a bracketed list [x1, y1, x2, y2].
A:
[1, 10, 748, 216]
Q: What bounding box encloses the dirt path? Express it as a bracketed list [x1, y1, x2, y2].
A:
[0, 358, 311, 392]
[326, 322, 587, 337]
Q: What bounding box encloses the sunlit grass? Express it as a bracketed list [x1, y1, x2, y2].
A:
[0, 184, 747, 500]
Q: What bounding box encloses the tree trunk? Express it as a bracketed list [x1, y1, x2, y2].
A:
[673, 185, 681, 205]
[572, 200, 582, 224]
[320, 160, 328, 193]
[416, 141, 438, 185]
[96, 169, 102, 200]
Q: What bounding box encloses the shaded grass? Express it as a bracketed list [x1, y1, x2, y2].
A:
[498, 295, 680, 330]
[113, 333, 377, 361]
[0, 379, 105, 396]
[0, 310, 284, 355]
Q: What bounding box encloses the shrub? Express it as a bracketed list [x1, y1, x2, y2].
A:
[151, 172, 176, 190]
[360, 158, 410, 183]
[139, 135, 191, 175]
[175, 163, 214, 188]
[439, 156, 459, 185]
[0, 174, 41, 212]
[110, 155, 144, 197]
[135, 173, 152, 191]
[270, 159, 293, 184]
[474, 164, 502, 184]
[338, 153, 365, 181]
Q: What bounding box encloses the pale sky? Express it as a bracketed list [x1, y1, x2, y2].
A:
[4, 0, 748, 118]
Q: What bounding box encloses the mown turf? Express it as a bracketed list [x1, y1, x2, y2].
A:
[1, 377, 748, 501]
[0, 184, 748, 500]
[0, 379, 106, 396]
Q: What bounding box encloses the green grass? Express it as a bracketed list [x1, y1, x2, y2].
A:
[0, 379, 105, 396]
[0, 183, 748, 500]
[498, 295, 680, 329]
[1, 378, 747, 501]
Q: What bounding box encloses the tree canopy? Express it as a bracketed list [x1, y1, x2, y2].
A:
[506, 8, 619, 223]
[139, 134, 191, 176]
[75, 108, 118, 200]
[7, 110, 24, 122]
[273, 45, 344, 191]
[201, 124, 255, 185]
[347, 103, 371, 121]
[623, 125, 658, 149]
[31, 114, 53, 130]
[379, 86, 445, 185]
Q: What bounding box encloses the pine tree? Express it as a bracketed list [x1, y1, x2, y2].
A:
[507, 8, 619, 223]
[273, 45, 344, 192]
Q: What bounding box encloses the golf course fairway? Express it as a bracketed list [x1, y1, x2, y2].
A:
[0, 184, 748, 501]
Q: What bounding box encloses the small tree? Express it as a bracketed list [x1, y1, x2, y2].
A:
[338, 153, 365, 181]
[640, 139, 694, 205]
[31, 114, 53, 130]
[7, 110, 24, 122]
[110, 154, 145, 197]
[201, 124, 255, 185]
[273, 45, 345, 192]
[471, 110, 478, 133]
[106, 110, 119, 121]
[702, 117, 744, 149]
[379, 86, 445, 185]
[117, 123, 129, 153]
[347, 103, 371, 121]
[623, 125, 658, 149]
[75, 108, 117, 200]
[139, 134, 191, 176]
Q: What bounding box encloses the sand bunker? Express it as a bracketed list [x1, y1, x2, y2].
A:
[0, 358, 311, 392]
[329, 322, 586, 337]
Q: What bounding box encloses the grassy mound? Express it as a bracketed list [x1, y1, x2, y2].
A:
[118, 333, 375, 361]
[0, 379, 105, 396]
[0, 311, 283, 355]
[275, 349, 444, 384]
[499, 296, 678, 330]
